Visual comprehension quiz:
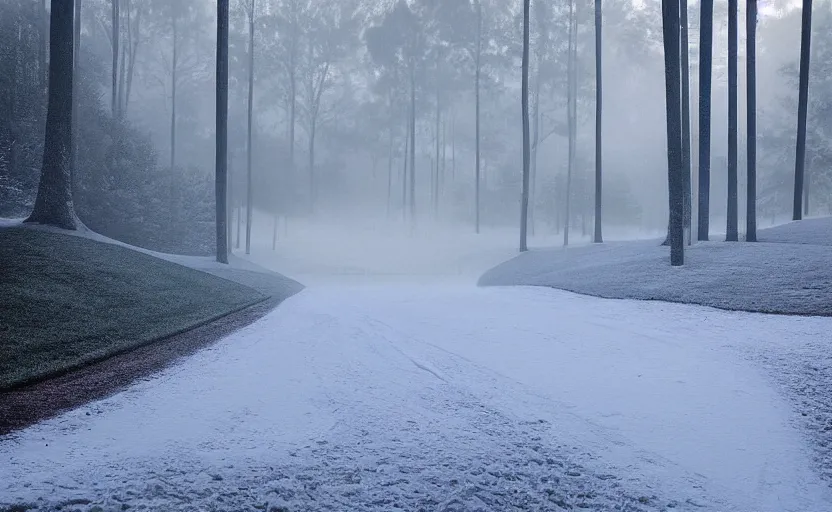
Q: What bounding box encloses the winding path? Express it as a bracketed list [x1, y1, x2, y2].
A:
[2, 284, 831, 511]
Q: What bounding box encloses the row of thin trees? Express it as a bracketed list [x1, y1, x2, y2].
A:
[518, 0, 816, 266]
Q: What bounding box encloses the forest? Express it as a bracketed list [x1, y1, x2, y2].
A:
[0, 0, 830, 262]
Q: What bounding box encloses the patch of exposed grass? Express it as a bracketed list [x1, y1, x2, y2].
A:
[0, 227, 265, 389]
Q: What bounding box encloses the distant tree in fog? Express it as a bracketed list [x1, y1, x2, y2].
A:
[519, 0, 530, 252]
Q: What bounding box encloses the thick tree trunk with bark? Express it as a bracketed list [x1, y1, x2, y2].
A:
[698, 0, 713, 240]
[680, 0, 691, 243]
[746, 0, 757, 241]
[793, 0, 812, 220]
[726, 0, 738, 241]
[27, 0, 78, 230]
[662, 0, 684, 265]
[215, 0, 229, 264]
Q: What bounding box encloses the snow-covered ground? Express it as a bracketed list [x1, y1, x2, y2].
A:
[3, 284, 831, 511]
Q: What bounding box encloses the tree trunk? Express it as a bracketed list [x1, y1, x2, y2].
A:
[697, 0, 713, 240]
[726, 0, 738, 241]
[662, 0, 684, 265]
[451, 106, 456, 181]
[40, 0, 48, 89]
[26, 0, 77, 230]
[746, 0, 757, 242]
[680, 0, 692, 244]
[124, 2, 141, 116]
[72, 0, 82, 201]
[793, 0, 812, 220]
[409, 68, 416, 223]
[564, 0, 577, 247]
[529, 46, 541, 237]
[520, 0, 531, 253]
[402, 114, 409, 222]
[216, 0, 229, 264]
[118, 5, 127, 116]
[474, 0, 482, 234]
[170, 13, 177, 170]
[112, 0, 119, 118]
[245, 0, 254, 254]
[309, 119, 316, 213]
[386, 109, 394, 218]
[434, 59, 441, 219]
[593, 0, 603, 243]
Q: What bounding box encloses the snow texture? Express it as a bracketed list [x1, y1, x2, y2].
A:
[3, 286, 831, 511]
[479, 218, 832, 316]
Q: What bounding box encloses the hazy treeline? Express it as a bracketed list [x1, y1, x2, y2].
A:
[1, 0, 830, 254]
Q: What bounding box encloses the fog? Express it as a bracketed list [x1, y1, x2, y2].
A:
[2, 0, 831, 277]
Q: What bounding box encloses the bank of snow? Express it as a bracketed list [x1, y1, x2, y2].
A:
[479, 218, 832, 317]
[2, 286, 830, 511]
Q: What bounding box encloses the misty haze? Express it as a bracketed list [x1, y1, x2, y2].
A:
[2, 0, 832, 510]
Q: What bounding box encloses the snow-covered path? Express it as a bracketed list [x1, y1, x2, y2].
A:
[2, 285, 831, 511]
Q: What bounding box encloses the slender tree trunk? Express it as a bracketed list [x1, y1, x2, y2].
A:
[451, 106, 456, 181]
[441, 110, 447, 191]
[112, 0, 119, 118]
[793, 0, 812, 220]
[26, 0, 77, 230]
[520, 0, 531, 252]
[474, 0, 482, 234]
[216, 0, 229, 264]
[726, 0, 738, 241]
[118, 5, 127, 116]
[662, 0, 684, 265]
[40, 0, 48, 89]
[309, 119, 316, 213]
[564, 0, 577, 247]
[170, 14, 177, 170]
[698, 0, 713, 240]
[245, 0, 254, 254]
[680, 0, 692, 244]
[121, 0, 131, 114]
[402, 114, 409, 222]
[386, 110, 394, 218]
[593, 0, 603, 243]
[125, 3, 141, 116]
[746, 0, 757, 241]
[409, 68, 416, 223]
[435, 60, 441, 219]
[529, 49, 541, 237]
[235, 170, 241, 249]
[72, 0, 82, 202]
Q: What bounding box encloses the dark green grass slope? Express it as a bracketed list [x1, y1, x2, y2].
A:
[0, 227, 266, 389]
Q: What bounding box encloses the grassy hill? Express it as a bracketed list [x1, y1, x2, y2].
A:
[480, 218, 832, 317]
[0, 227, 267, 390]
